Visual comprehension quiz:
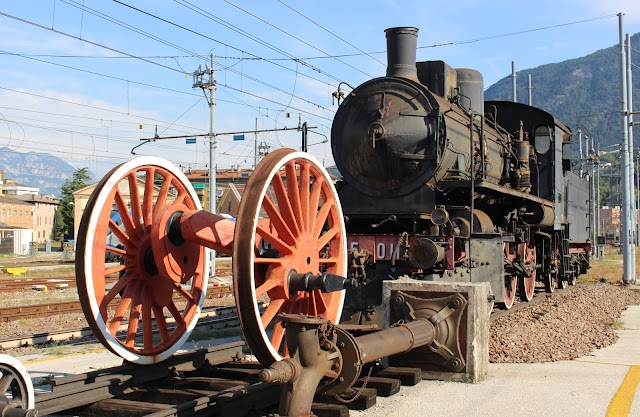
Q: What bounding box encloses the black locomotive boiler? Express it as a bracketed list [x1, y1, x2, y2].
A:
[333, 27, 591, 320]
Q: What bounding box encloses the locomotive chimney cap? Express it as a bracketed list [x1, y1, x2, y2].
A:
[385, 27, 419, 81]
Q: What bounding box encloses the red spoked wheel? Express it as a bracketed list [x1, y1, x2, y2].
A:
[517, 241, 536, 302]
[502, 243, 517, 309]
[76, 157, 208, 364]
[233, 149, 347, 365]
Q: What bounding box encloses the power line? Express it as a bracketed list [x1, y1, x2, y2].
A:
[111, 0, 343, 88]
[0, 86, 207, 134]
[0, 11, 187, 75]
[59, 0, 336, 114]
[275, 0, 385, 67]
[223, 0, 375, 78]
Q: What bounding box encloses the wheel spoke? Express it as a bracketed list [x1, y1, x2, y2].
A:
[102, 272, 134, 310]
[313, 200, 334, 239]
[0, 374, 14, 393]
[127, 171, 144, 232]
[126, 290, 143, 347]
[167, 301, 186, 326]
[108, 219, 132, 248]
[256, 225, 294, 255]
[317, 226, 340, 251]
[299, 161, 311, 233]
[272, 171, 300, 237]
[313, 291, 328, 315]
[142, 292, 153, 351]
[261, 298, 285, 328]
[153, 174, 172, 217]
[263, 195, 296, 245]
[153, 306, 170, 343]
[254, 257, 287, 265]
[114, 190, 137, 239]
[308, 291, 318, 316]
[106, 245, 127, 256]
[319, 257, 339, 264]
[256, 279, 279, 297]
[142, 168, 155, 228]
[109, 281, 136, 335]
[173, 282, 195, 303]
[105, 264, 126, 276]
[285, 161, 305, 234]
[308, 176, 324, 230]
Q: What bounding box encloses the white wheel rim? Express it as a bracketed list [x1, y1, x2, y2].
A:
[80, 156, 209, 364]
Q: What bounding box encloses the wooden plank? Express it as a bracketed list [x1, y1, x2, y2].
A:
[316, 387, 377, 410]
[311, 403, 350, 417]
[84, 399, 171, 417]
[353, 376, 400, 397]
[374, 367, 422, 386]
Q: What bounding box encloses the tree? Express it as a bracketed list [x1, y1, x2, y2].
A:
[58, 167, 91, 240]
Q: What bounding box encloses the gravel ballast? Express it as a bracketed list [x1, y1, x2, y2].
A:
[1, 283, 638, 363]
[490, 283, 640, 363]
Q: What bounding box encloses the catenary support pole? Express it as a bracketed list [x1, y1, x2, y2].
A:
[627, 34, 637, 249]
[512, 61, 517, 102]
[619, 14, 635, 284]
[208, 54, 217, 278]
[578, 129, 583, 177]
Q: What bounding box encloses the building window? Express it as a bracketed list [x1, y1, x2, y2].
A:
[13, 210, 16, 215]
[20, 210, 22, 216]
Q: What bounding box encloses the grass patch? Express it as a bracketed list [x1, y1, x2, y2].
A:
[187, 325, 244, 342]
[580, 245, 640, 284]
[609, 319, 625, 330]
[44, 345, 69, 356]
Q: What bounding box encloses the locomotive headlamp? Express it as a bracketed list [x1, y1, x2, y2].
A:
[431, 207, 449, 226]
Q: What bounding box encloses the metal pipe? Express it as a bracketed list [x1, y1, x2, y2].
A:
[470, 113, 475, 234]
[527, 74, 532, 105]
[355, 319, 435, 363]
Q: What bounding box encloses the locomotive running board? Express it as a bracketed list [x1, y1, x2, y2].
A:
[438, 179, 554, 208]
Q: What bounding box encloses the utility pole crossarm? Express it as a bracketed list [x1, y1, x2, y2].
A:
[139, 126, 315, 141]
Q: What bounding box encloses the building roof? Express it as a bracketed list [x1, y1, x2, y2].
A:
[0, 196, 33, 206]
[185, 168, 253, 182]
[12, 194, 60, 205]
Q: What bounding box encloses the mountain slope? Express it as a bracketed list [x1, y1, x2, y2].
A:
[485, 33, 640, 150]
[0, 147, 83, 196]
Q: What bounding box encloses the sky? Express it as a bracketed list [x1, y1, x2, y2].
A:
[0, 0, 639, 179]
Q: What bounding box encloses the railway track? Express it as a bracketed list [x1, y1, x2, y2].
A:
[32, 340, 421, 417]
[0, 286, 233, 323]
[0, 276, 123, 293]
[0, 304, 245, 349]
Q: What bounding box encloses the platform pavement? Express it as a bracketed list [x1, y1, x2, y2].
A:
[16, 306, 640, 416]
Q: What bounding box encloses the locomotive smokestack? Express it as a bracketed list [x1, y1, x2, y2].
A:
[385, 27, 418, 81]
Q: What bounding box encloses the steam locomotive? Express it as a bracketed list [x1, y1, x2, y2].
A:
[333, 27, 591, 320]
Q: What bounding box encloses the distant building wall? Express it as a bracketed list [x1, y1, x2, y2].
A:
[0, 196, 34, 231]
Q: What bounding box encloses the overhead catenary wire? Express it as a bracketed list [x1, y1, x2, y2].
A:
[110, 0, 343, 88]
[275, 0, 385, 67]
[1, 7, 334, 121]
[222, 0, 375, 78]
